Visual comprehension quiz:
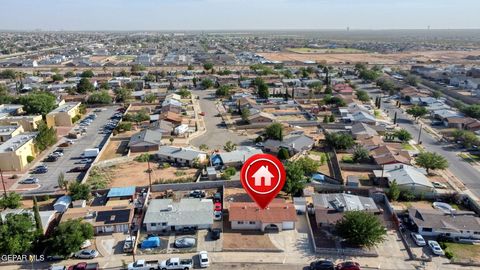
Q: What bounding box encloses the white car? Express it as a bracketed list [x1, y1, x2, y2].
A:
[432, 182, 447, 189]
[213, 211, 222, 221]
[428, 240, 445, 256]
[199, 251, 209, 268]
[21, 177, 39, 184]
[74, 249, 98, 259]
[410, 233, 426, 246]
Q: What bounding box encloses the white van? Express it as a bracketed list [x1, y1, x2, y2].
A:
[199, 251, 209, 268]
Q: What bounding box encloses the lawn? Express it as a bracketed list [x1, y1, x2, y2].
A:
[402, 143, 415, 151]
[459, 153, 480, 163]
[444, 242, 480, 262]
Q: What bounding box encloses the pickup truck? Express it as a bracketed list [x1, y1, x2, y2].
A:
[127, 259, 159, 270]
[159, 257, 193, 270]
[67, 262, 99, 270]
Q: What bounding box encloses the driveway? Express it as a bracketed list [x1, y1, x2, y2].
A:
[190, 90, 250, 150]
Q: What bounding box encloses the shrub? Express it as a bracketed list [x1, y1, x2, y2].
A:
[134, 153, 151, 162]
[26, 155, 35, 163]
[159, 163, 171, 169]
[341, 155, 354, 163]
[445, 250, 454, 260]
[224, 167, 236, 177]
[174, 171, 187, 177]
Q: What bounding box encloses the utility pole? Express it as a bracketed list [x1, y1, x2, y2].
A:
[418, 124, 423, 144]
[147, 159, 152, 191]
[0, 169, 6, 197]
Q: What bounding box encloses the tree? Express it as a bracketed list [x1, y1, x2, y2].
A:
[324, 85, 333, 95]
[323, 95, 346, 107]
[356, 90, 370, 102]
[406, 105, 428, 121]
[69, 182, 91, 201]
[257, 82, 269, 99]
[325, 132, 355, 150]
[32, 196, 42, 232]
[336, 211, 387, 248]
[203, 62, 214, 72]
[352, 145, 370, 163]
[394, 129, 413, 142]
[80, 70, 94, 78]
[415, 152, 449, 174]
[76, 77, 95, 93]
[329, 114, 335, 123]
[199, 144, 209, 151]
[462, 105, 480, 119]
[388, 180, 400, 201]
[296, 157, 320, 175]
[130, 64, 146, 73]
[0, 69, 17, 80]
[241, 108, 250, 124]
[359, 69, 381, 81]
[277, 148, 290, 160]
[223, 141, 237, 152]
[49, 219, 94, 257]
[215, 85, 231, 97]
[309, 81, 323, 93]
[51, 74, 64, 82]
[64, 71, 75, 78]
[0, 213, 38, 254]
[0, 192, 21, 209]
[266, 123, 283, 141]
[283, 161, 307, 196]
[201, 78, 214, 89]
[432, 91, 442, 99]
[34, 121, 57, 151]
[57, 172, 67, 190]
[144, 93, 157, 103]
[177, 87, 191, 98]
[376, 78, 396, 92]
[323, 115, 329, 123]
[114, 88, 132, 102]
[87, 91, 112, 104]
[405, 75, 419, 86]
[169, 137, 174, 145]
[0, 84, 14, 104]
[17, 91, 57, 115]
[452, 129, 480, 148]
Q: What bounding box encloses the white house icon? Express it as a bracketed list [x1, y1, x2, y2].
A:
[252, 165, 275, 186]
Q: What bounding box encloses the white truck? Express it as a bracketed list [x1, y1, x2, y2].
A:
[81, 148, 99, 158]
[159, 257, 193, 270]
[123, 235, 136, 253]
[127, 259, 159, 270]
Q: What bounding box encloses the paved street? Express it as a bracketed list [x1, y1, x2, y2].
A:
[14, 106, 119, 195]
[190, 90, 251, 149]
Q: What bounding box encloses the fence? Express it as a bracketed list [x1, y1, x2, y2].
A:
[151, 179, 242, 192]
[339, 163, 382, 172]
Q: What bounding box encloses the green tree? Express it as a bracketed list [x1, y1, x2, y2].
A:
[130, 64, 146, 73]
[356, 90, 370, 102]
[169, 137, 174, 145]
[51, 74, 64, 82]
[80, 70, 94, 78]
[452, 129, 480, 148]
[323, 95, 346, 107]
[201, 78, 214, 89]
[257, 82, 269, 99]
[432, 91, 442, 99]
[87, 91, 112, 104]
[32, 196, 42, 232]
[325, 132, 355, 150]
[376, 78, 396, 92]
[266, 123, 283, 141]
[0, 213, 38, 254]
[394, 129, 413, 142]
[359, 69, 381, 81]
[329, 114, 335, 122]
[405, 75, 419, 86]
[283, 161, 307, 196]
[69, 182, 91, 201]
[17, 91, 57, 115]
[0, 192, 22, 209]
[114, 88, 132, 102]
[336, 211, 387, 248]
[144, 93, 157, 103]
[406, 105, 428, 121]
[76, 78, 95, 93]
[203, 62, 214, 72]
[352, 145, 370, 163]
[277, 148, 290, 160]
[462, 105, 480, 119]
[388, 180, 400, 201]
[0, 84, 14, 104]
[0, 69, 17, 80]
[57, 172, 67, 190]
[49, 219, 94, 257]
[309, 81, 323, 93]
[241, 108, 250, 124]
[415, 152, 449, 174]
[115, 122, 133, 132]
[323, 115, 329, 123]
[223, 141, 237, 152]
[177, 87, 191, 98]
[199, 144, 209, 151]
[296, 157, 320, 175]
[34, 121, 57, 152]
[215, 85, 231, 97]
[64, 71, 75, 78]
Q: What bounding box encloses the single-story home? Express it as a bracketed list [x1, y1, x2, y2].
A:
[248, 112, 276, 124]
[373, 163, 434, 194]
[229, 199, 297, 232]
[350, 122, 379, 139]
[157, 146, 207, 166]
[263, 134, 315, 154]
[210, 146, 262, 168]
[371, 145, 411, 165]
[143, 198, 213, 232]
[149, 120, 174, 136]
[128, 129, 163, 152]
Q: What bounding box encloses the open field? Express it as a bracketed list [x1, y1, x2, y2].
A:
[444, 243, 480, 262]
[287, 47, 367, 54]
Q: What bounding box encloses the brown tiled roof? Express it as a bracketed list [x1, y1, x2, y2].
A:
[160, 111, 182, 123]
[229, 199, 297, 223]
[314, 208, 344, 225]
[372, 145, 411, 165]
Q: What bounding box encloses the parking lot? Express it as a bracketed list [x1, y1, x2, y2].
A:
[17, 106, 120, 195]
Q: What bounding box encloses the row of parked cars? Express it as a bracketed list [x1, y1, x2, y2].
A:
[410, 232, 445, 255]
[309, 260, 361, 270]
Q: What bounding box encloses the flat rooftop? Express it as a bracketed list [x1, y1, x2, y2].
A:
[0, 132, 37, 153]
[0, 125, 21, 136]
[48, 102, 80, 114]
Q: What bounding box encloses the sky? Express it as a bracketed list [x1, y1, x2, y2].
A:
[1, 0, 480, 31]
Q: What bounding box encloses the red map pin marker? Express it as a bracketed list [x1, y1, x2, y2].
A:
[240, 153, 286, 209]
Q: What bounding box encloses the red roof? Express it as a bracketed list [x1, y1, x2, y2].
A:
[333, 84, 354, 94]
[229, 199, 297, 223]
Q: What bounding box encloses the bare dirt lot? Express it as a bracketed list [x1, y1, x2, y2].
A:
[222, 218, 280, 251]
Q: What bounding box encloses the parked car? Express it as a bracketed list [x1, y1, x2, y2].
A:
[199, 112, 205, 116]
[432, 182, 447, 189]
[336, 261, 361, 270]
[51, 151, 64, 157]
[59, 141, 73, 147]
[174, 237, 196, 248]
[20, 177, 39, 184]
[69, 166, 89, 173]
[213, 211, 222, 221]
[310, 260, 335, 270]
[159, 257, 193, 270]
[198, 251, 209, 268]
[127, 259, 159, 270]
[214, 202, 222, 211]
[33, 166, 48, 174]
[123, 236, 136, 253]
[67, 262, 99, 270]
[410, 233, 426, 246]
[210, 228, 221, 240]
[213, 192, 221, 203]
[189, 190, 206, 198]
[428, 240, 445, 256]
[77, 159, 93, 164]
[74, 249, 98, 259]
[44, 155, 59, 162]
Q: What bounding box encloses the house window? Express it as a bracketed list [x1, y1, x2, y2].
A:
[475, 232, 480, 235]
[249, 221, 256, 225]
[151, 223, 156, 226]
[238, 221, 244, 224]
[161, 222, 167, 226]
[422, 228, 432, 232]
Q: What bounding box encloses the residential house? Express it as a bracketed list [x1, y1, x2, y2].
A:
[443, 117, 475, 129]
[0, 125, 24, 143]
[356, 135, 383, 151]
[432, 109, 461, 121]
[128, 129, 162, 152]
[371, 145, 411, 165]
[333, 84, 354, 96]
[160, 111, 182, 125]
[248, 111, 276, 124]
[143, 198, 213, 232]
[349, 111, 377, 125]
[0, 208, 56, 235]
[312, 193, 381, 228]
[350, 122, 378, 139]
[61, 205, 134, 234]
[46, 102, 81, 128]
[236, 97, 257, 110]
[263, 134, 315, 154]
[0, 104, 24, 118]
[211, 146, 263, 168]
[373, 163, 434, 193]
[107, 186, 136, 201]
[0, 132, 37, 171]
[149, 120, 174, 136]
[229, 199, 297, 232]
[157, 146, 206, 166]
[408, 208, 480, 239]
[161, 104, 182, 114]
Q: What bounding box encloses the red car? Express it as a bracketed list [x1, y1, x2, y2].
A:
[214, 202, 222, 211]
[68, 262, 99, 270]
[199, 112, 205, 116]
[336, 261, 360, 270]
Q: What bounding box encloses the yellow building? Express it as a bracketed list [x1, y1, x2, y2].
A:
[0, 132, 37, 171]
[0, 115, 43, 132]
[0, 125, 24, 143]
[46, 102, 81, 128]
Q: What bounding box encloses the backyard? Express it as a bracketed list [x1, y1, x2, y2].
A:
[444, 242, 480, 263]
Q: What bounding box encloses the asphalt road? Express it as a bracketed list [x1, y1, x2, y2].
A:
[190, 90, 250, 149]
[18, 106, 119, 195]
[358, 83, 480, 198]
